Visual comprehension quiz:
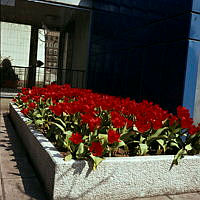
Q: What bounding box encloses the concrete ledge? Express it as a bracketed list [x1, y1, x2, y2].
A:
[0, 93, 18, 98]
[9, 103, 200, 200]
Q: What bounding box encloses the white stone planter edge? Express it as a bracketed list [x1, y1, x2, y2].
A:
[9, 103, 200, 200]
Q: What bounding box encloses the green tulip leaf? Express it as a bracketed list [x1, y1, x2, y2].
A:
[139, 143, 148, 155]
[121, 125, 128, 136]
[36, 114, 42, 118]
[76, 143, 84, 157]
[173, 128, 182, 134]
[156, 139, 167, 152]
[55, 118, 66, 128]
[169, 141, 180, 149]
[26, 119, 33, 125]
[64, 154, 72, 161]
[51, 122, 65, 133]
[90, 155, 104, 170]
[35, 119, 43, 126]
[185, 144, 192, 151]
[64, 130, 73, 136]
[148, 127, 168, 140]
[171, 148, 186, 169]
[116, 140, 126, 148]
[99, 134, 108, 145]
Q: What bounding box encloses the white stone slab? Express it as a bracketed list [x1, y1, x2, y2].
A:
[9, 103, 200, 200]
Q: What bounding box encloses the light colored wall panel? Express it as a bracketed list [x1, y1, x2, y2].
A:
[194, 55, 200, 124]
[0, 22, 31, 66]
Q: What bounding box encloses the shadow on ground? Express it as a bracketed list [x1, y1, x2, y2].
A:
[0, 112, 48, 200]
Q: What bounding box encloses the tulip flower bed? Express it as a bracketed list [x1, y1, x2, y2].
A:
[13, 84, 200, 168]
[10, 84, 200, 199]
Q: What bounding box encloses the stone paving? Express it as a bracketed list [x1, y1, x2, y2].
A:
[0, 97, 200, 200]
[0, 98, 47, 200]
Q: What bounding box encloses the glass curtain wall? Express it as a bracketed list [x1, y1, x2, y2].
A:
[87, 0, 192, 113]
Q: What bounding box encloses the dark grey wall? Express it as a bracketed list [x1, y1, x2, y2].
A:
[87, 0, 195, 113]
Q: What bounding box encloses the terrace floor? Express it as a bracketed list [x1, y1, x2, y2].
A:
[0, 97, 200, 200]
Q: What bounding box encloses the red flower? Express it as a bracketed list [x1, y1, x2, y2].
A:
[110, 111, 126, 128]
[22, 88, 31, 95]
[21, 96, 29, 103]
[180, 117, 193, 129]
[188, 125, 198, 135]
[32, 96, 40, 102]
[21, 108, 29, 115]
[89, 142, 103, 157]
[29, 102, 36, 109]
[198, 123, 200, 132]
[177, 106, 190, 119]
[125, 119, 133, 128]
[22, 88, 27, 93]
[152, 120, 162, 130]
[81, 114, 101, 132]
[69, 133, 83, 144]
[108, 130, 120, 144]
[49, 104, 63, 116]
[135, 120, 151, 133]
[169, 115, 178, 126]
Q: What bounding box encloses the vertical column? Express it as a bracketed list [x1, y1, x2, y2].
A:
[194, 57, 200, 123]
[183, 40, 200, 118]
[57, 30, 65, 85]
[27, 26, 38, 88]
[183, 4, 200, 119]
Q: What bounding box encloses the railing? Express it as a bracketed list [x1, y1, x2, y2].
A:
[10, 66, 86, 89]
[61, 68, 86, 88]
[12, 66, 29, 88]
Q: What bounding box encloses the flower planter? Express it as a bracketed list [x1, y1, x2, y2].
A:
[9, 103, 200, 200]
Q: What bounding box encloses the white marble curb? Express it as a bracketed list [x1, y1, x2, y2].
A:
[9, 103, 200, 200]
